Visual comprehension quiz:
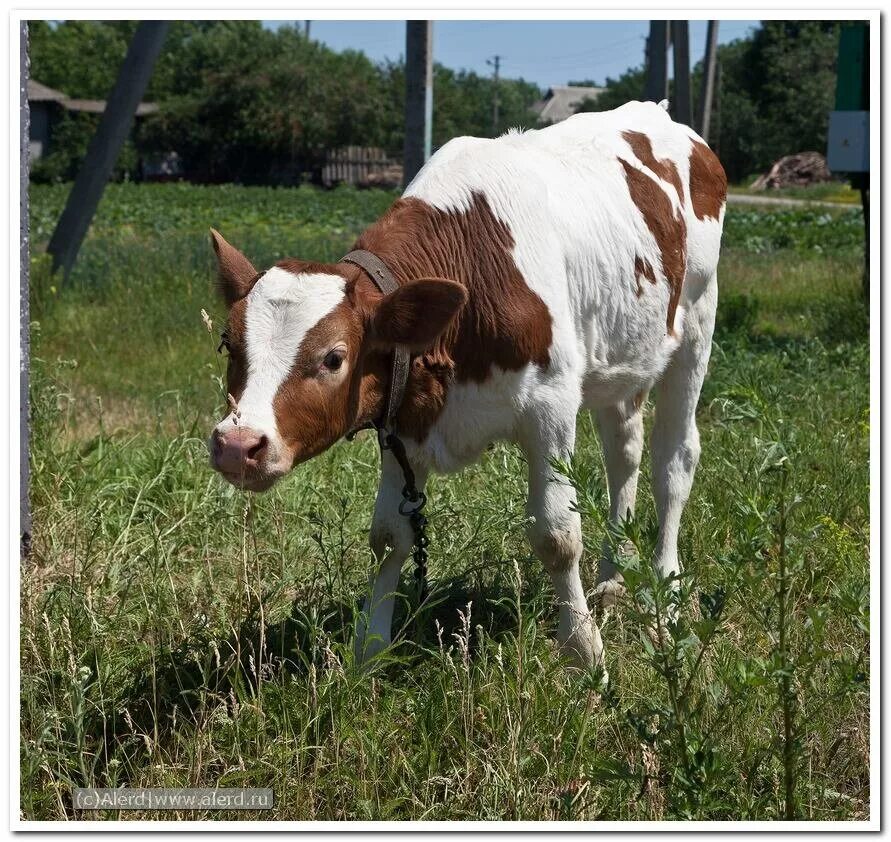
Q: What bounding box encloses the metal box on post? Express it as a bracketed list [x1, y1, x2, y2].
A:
[827, 23, 869, 175]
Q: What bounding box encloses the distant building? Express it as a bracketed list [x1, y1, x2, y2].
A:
[531, 85, 605, 124]
[27, 78, 158, 160]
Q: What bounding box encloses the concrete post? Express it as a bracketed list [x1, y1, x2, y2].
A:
[671, 21, 693, 126]
[21, 21, 31, 556]
[403, 20, 433, 186]
[47, 21, 170, 280]
[697, 20, 719, 141]
[644, 20, 669, 103]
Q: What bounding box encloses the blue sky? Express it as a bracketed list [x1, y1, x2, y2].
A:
[265, 20, 760, 90]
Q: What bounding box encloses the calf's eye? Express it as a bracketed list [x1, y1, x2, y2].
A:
[323, 350, 344, 371]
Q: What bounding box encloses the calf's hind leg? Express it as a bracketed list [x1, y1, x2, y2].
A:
[594, 397, 645, 606]
[650, 280, 717, 588]
[519, 402, 603, 668]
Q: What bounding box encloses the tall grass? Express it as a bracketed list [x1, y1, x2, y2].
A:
[22, 185, 869, 821]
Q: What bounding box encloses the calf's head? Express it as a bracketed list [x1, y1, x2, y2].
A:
[208, 230, 466, 491]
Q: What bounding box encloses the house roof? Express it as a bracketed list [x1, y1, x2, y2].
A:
[27, 79, 68, 102]
[27, 78, 158, 116]
[64, 98, 159, 116]
[531, 85, 605, 124]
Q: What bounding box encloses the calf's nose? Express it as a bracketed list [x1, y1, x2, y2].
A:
[212, 427, 268, 474]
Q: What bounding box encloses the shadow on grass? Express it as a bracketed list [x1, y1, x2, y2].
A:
[81, 558, 546, 786]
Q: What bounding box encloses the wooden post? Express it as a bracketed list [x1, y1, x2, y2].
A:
[697, 20, 719, 141]
[671, 21, 693, 126]
[47, 21, 169, 280]
[644, 20, 669, 102]
[403, 20, 433, 186]
[21, 21, 31, 557]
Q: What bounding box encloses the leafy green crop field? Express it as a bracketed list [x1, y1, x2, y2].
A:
[24, 183, 869, 821]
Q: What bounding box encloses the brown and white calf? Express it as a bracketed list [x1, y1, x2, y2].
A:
[209, 100, 727, 667]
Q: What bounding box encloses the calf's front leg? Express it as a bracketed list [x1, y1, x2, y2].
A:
[354, 448, 428, 664]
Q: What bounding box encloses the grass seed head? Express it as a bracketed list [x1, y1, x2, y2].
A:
[227, 393, 241, 422]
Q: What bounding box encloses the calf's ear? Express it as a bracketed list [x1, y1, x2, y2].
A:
[371, 278, 467, 352]
[210, 228, 258, 306]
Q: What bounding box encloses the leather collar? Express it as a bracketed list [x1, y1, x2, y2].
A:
[341, 249, 410, 440]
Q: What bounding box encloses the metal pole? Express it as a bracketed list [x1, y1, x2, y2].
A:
[644, 20, 669, 102]
[697, 20, 719, 141]
[487, 55, 501, 134]
[671, 21, 693, 126]
[21, 21, 31, 557]
[46, 21, 170, 280]
[403, 20, 433, 186]
[713, 59, 722, 156]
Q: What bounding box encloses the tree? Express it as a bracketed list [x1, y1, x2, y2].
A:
[743, 21, 840, 169]
[573, 65, 646, 113]
[574, 22, 844, 183]
[142, 23, 394, 183]
[30, 20, 545, 184]
[29, 20, 131, 98]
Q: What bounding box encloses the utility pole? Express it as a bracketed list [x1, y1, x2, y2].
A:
[697, 20, 719, 141]
[671, 21, 692, 126]
[713, 59, 722, 156]
[304, 20, 311, 40]
[403, 20, 433, 186]
[20, 21, 31, 557]
[47, 21, 169, 280]
[487, 54, 501, 134]
[644, 20, 669, 102]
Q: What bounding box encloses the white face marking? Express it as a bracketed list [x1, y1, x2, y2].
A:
[215, 267, 345, 467]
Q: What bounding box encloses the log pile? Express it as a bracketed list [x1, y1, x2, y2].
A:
[357, 164, 403, 190]
[750, 152, 833, 191]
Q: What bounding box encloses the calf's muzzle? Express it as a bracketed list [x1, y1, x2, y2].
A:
[210, 427, 273, 490]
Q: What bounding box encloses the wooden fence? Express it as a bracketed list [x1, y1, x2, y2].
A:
[322, 146, 401, 187]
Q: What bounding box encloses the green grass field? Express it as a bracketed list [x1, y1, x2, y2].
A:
[24, 183, 869, 821]
[727, 179, 862, 205]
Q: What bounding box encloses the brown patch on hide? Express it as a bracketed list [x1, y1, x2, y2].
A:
[274, 275, 465, 454]
[622, 131, 685, 205]
[620, 158, 688, 334]
[633, 256, 657, 298]
[272, 295, 366, 463]
[688, 140, 727, 221]
[355, 193, 552, 381]
[350, 191, 554, 441]
[218, 192, 555, 458]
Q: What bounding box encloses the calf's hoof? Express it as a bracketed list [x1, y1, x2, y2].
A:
[593, 578, 627, 614]
[549, 637, 609, 685]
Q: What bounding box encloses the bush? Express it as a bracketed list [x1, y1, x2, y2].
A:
[30, 110, 139, 184]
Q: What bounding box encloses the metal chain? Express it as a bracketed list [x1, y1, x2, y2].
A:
[399, 486, 428, 603]
[384, 430, 429, 604]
